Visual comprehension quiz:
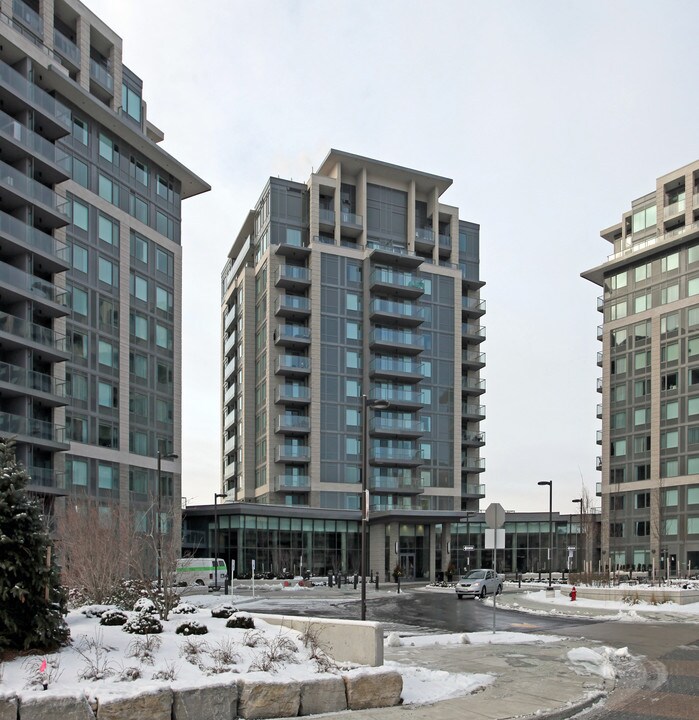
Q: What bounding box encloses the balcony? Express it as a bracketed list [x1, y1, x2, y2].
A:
[369, 356, 423, 382]
[597, 325, 603, 341]
[223, 459, 236, 481]
[223, 409, 235, 429]
[369, 475, 423, 495]
[368, 239, 422, 268]
[414, 227, 435, 253]
[462, 403, 486, 421]
[369, 328, 424, 355]
[274, 233, 310, 259]
[461, 351, 486, 370]
[89, 58, 114, 96]
[463, 483, 486, 497]
[369, 446, 422, 466]
[275, 415, 310, 434]
[223, 384, 235, 405]
[223, 434, 236, 455]
[53, 28, 81, 69]
[223, 305, 235, 332]
[318, 208, 335, 230]
[462, 324, 486, 344]
[596, 430, 602, 445]
[462, 377, 486, 395]
[275, 354, 310, 376]
[275, 295, 311, 318]
[0, 260, 67, 316]
[0, 361, 66, 406]
[0, 310, 69, 360]
[596, 403, 602, 419]
[0, 110, 71, 183]
[27, 466, 65, 491]
[370, 268, 425, 298]
[0, 207, 70, 272]
[370, 416, 425, 438]
[13, 0, 41, 37]
[597, 296, 604, 312]
[274, 324, 311, 348]
[438, 234, 452, 257]
[597, 377, 603, 393]
[596, 456, 602, 471]
[0, 411, 68, 450]
[0, 159, 69, 229]
[340, 210, 363, 237]
[596, 482, 602, 497]
[462, 296, 486, 317]
[275, 384, 311, 405]
[223, 357, 236, 382]
[276, 265, 310, 290]
[223, 331, 236, 355]
[462, 456, 486, 473]
[275, 444, 310, 463]
[369, 299, 425, 326]
[0, 57, 71, 138]
[597, 351, 603, 367]
[664, 199, 685, 219]
[370, 386, 424, 409]
[462, 431, 485, 447]
[274, 474, 310, 492]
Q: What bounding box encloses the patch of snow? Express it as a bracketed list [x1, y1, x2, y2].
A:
[385, 662, 493, 704]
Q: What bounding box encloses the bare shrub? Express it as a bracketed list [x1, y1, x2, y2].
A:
[242, 629, 265, 648]
[115, 664, 142, 682]
[210, 638, 241, 666]
[249, 631, 299, 673]
[127, 634, 162, 665]
[152, 660, 178, 681]
[74, 630, 115, 681]
[179, 637, 210, 666]
[22, 656, 63, 689]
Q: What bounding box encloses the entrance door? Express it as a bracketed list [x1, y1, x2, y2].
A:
[399, 553, 415, 580]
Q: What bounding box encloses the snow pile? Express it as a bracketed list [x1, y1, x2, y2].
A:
[386, 663, 493, 704]
[566, 646, 629, 680]
[385, 631, 563, 648]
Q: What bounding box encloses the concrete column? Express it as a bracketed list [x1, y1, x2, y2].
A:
[407, 180, 415, 254]
[76, 14, 89, 90]
[40, 0, 54, 49]
[441, 522, 450, 572]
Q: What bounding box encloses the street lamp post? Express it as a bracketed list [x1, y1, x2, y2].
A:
[538, 481, 553, 589]
[156, 449, 178, 592]
[361, 393, 389, 621]
[572, 498, 583, 575]
[459, 511, 476, 572]
[214, 492, 227, 590]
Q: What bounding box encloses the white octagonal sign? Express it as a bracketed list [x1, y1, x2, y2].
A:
[485, 502, 506, 529]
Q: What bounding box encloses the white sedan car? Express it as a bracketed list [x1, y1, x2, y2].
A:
[455, 569, 503, 599]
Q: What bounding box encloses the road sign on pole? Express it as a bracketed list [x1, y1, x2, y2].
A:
[485, 503, 506, 529]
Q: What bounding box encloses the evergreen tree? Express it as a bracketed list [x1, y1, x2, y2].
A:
[0, 440, 69, 651]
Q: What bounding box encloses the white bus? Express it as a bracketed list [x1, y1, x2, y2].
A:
[176, 557, 227, 587]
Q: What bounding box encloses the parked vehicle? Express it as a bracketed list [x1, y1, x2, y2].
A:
[455, 569, 502, 599]
[175, 557, 227, 587]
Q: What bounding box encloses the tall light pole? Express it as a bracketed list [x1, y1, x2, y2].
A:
[572, 498, 583, 575]
[538, 481, 553, 589]
[156, 449, 178, 591]
[213, 492, 226, 590]
[361, 393, 389, 621]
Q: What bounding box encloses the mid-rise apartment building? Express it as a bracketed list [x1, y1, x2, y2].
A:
[583, 160, 699, 577]
[0, 0, 208, 526]
[218, 150, 484, 580]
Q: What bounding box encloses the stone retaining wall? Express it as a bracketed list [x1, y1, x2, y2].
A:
[560, 585, 699, 605]
[0, 670, 402, 720]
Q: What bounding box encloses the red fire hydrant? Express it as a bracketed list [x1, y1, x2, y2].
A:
[570, 586, 577, 602]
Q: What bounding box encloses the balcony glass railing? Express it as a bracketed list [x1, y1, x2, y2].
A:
[0, 410, 66, 444]
[464, 483, 486, 495]
[462, 323, 486, 339]
[371, 387, 423, 405]
[13, 0, 41, 37]
[223, 435, 236, 455]
[27, 465, 65, 489]
[277, 415, 310, 432]
[438, 233, 451, 249]
[276, 325, 311, 342]
[223, 384, 235, 405]
[0, 361, 65, 396]
[277, 385, 311, 401]
[371, 268, 424, 292]
[340, 211, 362, 225]
[0, 208, 69, 263]
[53, 28, 80, 65]
[415, 227, 435, 243]
[461, 457, 486, 471]
[370, 299, 425, 321]
[462, 351, 486, 365]
[370, 357, 422, 375]
[370, 328, 424, 348]
[276, 296, 311, 313]
[0, 159, 69, 215]
[319, 208, 335, 224]
[0, 310, 67, 351]
[462, 297, 486, 313]
[0, 109, 71, 171]
[462, 431, 485, 444]
[224, 331, 236, 355]
[462, 378, 486, 392]
[277, 355, 310, 372]
[0, 260, 66, 305]
[371, 417, 424, 434]
[462, 403, 485, 417]
[0, 56, 71, 128]
[89, 58, 114, 92]
[277, 265, 310, 283]
[370, 475, 421, 491]
[275, 474, 310, 490]
[370, 446, 421, 462]
[223, 305, 235, 331]
[223, 410, 235, 428]
[223, 358, 236, 380]
[277, 445, 310, 460]
[664, 199, 685, 218]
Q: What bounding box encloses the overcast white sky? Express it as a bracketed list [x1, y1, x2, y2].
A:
[87, 0, 699, 514]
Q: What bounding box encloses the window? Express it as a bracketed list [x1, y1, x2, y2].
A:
[691, 368, 699, 386]
[611, 439, 626, 456]
[610, 522, 624, 538]
[130, 273, 148, 302]
[635, 464, 651, 481]
[689, 517, 699, 534]
[634, 320, 651, 341]
[156, 399, 173, 423]
[662, 401, 679, 420]
[632, 207, 656, 234]
[71, 243, 88, 273]
[661, 284, 679, 304]
[634, 435, 650, 453]
[610, 301, 627, 320]
[157, 362, 173, 386]
[689, 457, 699, 475]
[661, 430, 679, 449]
[690, 397, 699, 416]
[635, 492, 651, 509]
[67, 372, 88, 402]
[665, 489, 678, 506]
[611, 357, 627, 375]
[98, 214, 118, 245]
[611, 329, 627, 347]
[662, 372, 678, 391]
[69, 285, 88, 317]
[635, 350, 651, 370]
[98, 133, 116, 162]
[690, 337, 699, 359]
[634, 408, 649, 426]
[131, 232, 148, 264]
[689, 487, 699, 505]
[346, 293, 360, 312]
[612, 411, 626, 429]
[130, 352, 148, 379]
[121, 83, 141, 123]
[71, 198, 88, 230]
[661, 342, 679, 363]
[98, 464, 115, 490]
[71, 330, 87, 360]
[129, 468, 148, 494]
[346, 380, 360, 397]
[98, 382, 117, 408]
[156, 211, 173, 239]
[155, 324, 172, 350]
[98, 423, 118, 449]
[130, 312, 148, 340]
[634, 293, 651, 313]
[635, 379, 651, 397]
[157, 175, 174, 202]
[689, 426, 699, 444]
[690, 245, 699, 265]
[612, 384, 626, 402]
[635, 521, 651, 537]
[634, 263, 651, 282]
[664, 519, 678, 536]
[129, 430, 148, 455]
[98, 340, 117, 367]
[68, 458, 88, 486]
[689, 277, 699, 297]
[98, 173, 118, 204]
[98, 297, 118, 330]
[607, 271, 627, 290]
[72, 157, 88, 187]
[610, 495, 625, 511]
[661, 460, 679, 478]
[72, 116, 88, 145]
[129, 193, 148, 224]
[346, 321, 360, 340]
[156, 286, 172, 314]
[661, 253, 679, 272]
[130, 392, 148, 417]
[130, 156, 148, 186]
[155, 247, 174, 276]
[661, 313, 679, 334]
[346, 409, 359, 427]
[98, 257, 117, 286]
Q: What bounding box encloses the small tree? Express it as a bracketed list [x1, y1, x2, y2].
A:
[0, 440, 69, 651]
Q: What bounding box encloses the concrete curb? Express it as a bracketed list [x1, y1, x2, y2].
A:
[526, 690, 607, 720]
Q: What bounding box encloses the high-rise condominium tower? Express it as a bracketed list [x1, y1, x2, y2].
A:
[0, 0, 208, 523]
[219, 150, 484, 578]
[583, 160, 699, 577]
